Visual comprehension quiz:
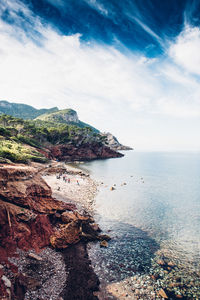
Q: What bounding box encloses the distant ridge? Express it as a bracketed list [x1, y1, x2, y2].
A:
[35, 108, 99, 132]
[0, 100, 58, 120]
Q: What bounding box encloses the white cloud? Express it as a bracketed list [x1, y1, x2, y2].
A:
[0, 1, 200, 150]
[169, 26, 200, 75]
[83, 0, 108, 16]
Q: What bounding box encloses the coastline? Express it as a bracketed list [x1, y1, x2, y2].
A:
[43, 162, 98, 214]
[42, 162, 101, 300]
[0, 161, 102, 300]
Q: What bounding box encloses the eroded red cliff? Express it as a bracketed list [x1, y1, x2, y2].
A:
[46, 142, 124, 161]
[0, 164, 102, 299]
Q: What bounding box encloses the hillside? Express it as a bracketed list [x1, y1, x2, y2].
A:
[0, 101, 132, 155]
[36, 108, 99, 132]
[0, 100, 58, 119]
[0, 114, 122, 163]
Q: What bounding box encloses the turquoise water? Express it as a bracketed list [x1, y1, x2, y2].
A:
[80, 152, 200, 297]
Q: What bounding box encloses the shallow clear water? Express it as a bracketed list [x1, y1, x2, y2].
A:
[80, 152, 200, 297]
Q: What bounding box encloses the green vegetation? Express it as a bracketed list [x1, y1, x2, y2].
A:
[0, 114, 104, 163]
[0, 140, 47, 163]
[36, 108, 77, 121]
[36, 108, 99, 133]
[0, 100, 58, 119]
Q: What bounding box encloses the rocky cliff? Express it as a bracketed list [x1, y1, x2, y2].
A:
[0, 164, 102, 299]
[47, 142, 124, 161]
[35, 108, 99, 132]
[101, 132, 133, 151]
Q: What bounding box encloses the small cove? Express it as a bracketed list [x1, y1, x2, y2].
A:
[79, 151, 200, 299]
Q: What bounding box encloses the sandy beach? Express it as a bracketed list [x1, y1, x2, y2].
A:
[42, 162, 98, 213]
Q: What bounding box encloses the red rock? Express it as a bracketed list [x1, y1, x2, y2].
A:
[48, 142, 123, 162]
[0, 200, 54, 258]
[61, 211, 78, 223]
[0, 165, 69, 214]
[50, 221, 81, 249]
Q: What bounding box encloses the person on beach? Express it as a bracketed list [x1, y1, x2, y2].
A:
[77, 180, 79, 185]
[68, 178, 70, 183]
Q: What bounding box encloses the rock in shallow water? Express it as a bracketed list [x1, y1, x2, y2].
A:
[100, 240, 108, 248]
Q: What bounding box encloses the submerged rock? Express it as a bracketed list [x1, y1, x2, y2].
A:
[100, 240, 108, 248]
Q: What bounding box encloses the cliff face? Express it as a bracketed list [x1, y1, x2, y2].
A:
[0, 164, 101, 299]
[36, 109, 79, 123]
[0, 165, 70, 213]
[0, 165, 73, 256]
[0, 164, 75, 299]
[101, 132, 133, 151]
[48, 142, 124, 161]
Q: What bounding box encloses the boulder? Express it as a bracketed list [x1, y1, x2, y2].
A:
[61, 211, 78, 223]
[98, 234, 111, 241]
[100, 240, 108, 248]
[50, 221, 81, 249]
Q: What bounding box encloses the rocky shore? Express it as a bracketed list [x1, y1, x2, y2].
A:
[0, 161, 107, 299]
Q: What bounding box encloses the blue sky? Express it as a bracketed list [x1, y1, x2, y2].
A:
[0, 0, 200, 150]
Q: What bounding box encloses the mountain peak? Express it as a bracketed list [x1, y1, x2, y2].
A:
[36, 108, 79, 123]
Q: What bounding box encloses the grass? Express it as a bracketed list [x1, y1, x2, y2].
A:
[0, 140, 47, 163]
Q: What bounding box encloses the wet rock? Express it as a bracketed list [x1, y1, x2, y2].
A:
[157, 288, 168, 298]
[81, 232, 98, 241]
[100, 240, 108, 248]
[98, 234, 111, 241]
[90, 223, 101, 232]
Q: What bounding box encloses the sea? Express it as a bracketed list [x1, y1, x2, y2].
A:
[79, 151, 200, 299]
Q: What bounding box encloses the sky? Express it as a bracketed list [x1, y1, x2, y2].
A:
[0, 0, 200, 151]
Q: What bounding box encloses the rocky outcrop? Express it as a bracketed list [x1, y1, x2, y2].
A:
[0, 164, 75, 260]
[0, 165, 70, 213]
[0, 164, 102, 299]
[101, 132, 133, 151]
[48, 142, 124, 161]
[50, 211, 103, 249]
[0, 200, 54, 255]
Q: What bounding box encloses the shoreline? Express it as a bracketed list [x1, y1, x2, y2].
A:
[43, 162, 98, 214]
[0, 161, 102, 300]
[42, 162, 101, 300]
